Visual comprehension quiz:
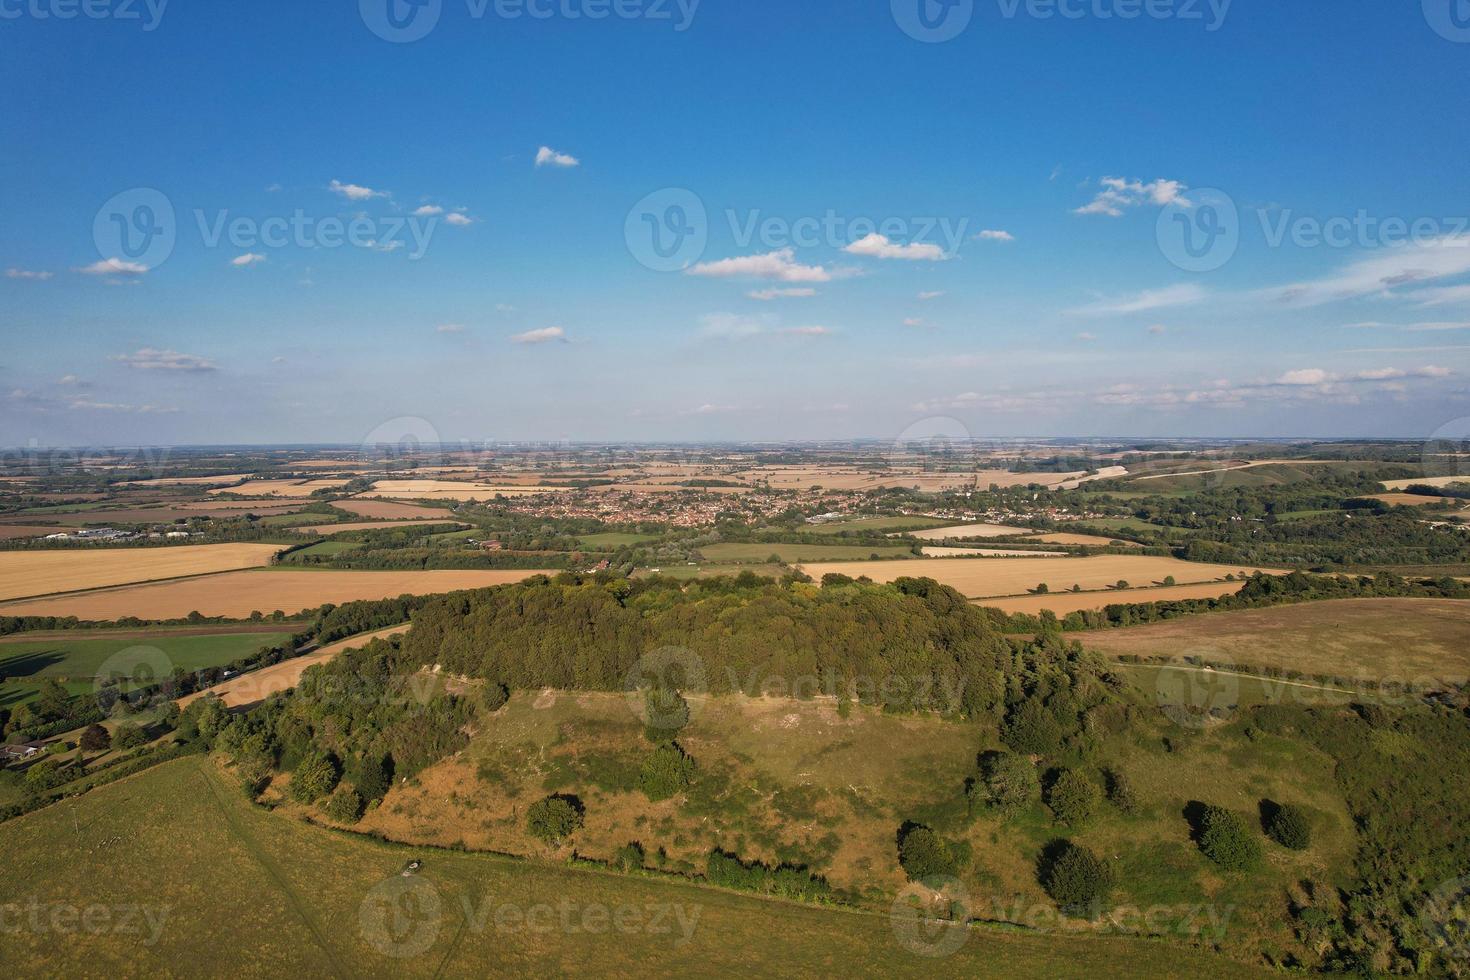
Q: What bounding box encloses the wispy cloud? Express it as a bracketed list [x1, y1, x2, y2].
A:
[974, 229, 1015, 242]
[109, 348, 218, 372]
[917, 291, 945, 301]
[748, 287, 816, 300]
[510, 326, 569, 344]
[6, 268, 53, 280]
[535, 146, 580, 168]
[1267, 236, 1470, 307]
[231, 253, 266, 267]
[78, 258, 148, 277]
[436, 324, 467, 334]
[843, 233, 948, 261]
[1074, 177, 1189, 217]
[1065, 283, 1206, 316]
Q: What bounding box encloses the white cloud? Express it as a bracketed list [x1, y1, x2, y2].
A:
[231, 253, 266, 267]
[329, 179, 388, 201]
[413, 205, 445, 216]
[78, 258, 148, 277]
[699, 313, 771, 340]
[1277, 368, 1329, 386]
[535, 146, 580, 168]
[5, 268, 53, 280]
[444, 211, 474, 227]
[436, 324, 467, 334]
[917, 291, 945, 301]
[843, 233, 948, 261]
[781, 325, 833, 337]
[57, 374, 80, 385]
[975, 229, 1015, 242]
[1074, 177, 1189, 217]
[1415, 284, 1470, 307]
[748, 287, 816, 300]
[110, 348, 218, 372]
[510, 326, 568, 345]
[1344, 320, 1470, 332]
[1065, 283, 1207, 316]
[1268, 236, 1470, 307]
[903, 317, 925, 328]
[687, 248, 842, 283]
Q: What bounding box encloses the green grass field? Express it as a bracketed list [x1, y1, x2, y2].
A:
[699, 543, 915, 564]
[260, 512, 333, 528]
[0, 757, 1273, 977]
[0, 630, 294, 707]
[284, 541, 366, 561]
[578, 532, 661, 549]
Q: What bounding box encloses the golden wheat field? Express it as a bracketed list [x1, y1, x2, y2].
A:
[975, 581, 1253, 615]
[1381, 475, 1470, 490]
[921, 546, 1067, 557]
[207, 478, 351, 497]
[0, 543, 284, 602]
[0, 568, 552, 619]
[1025, 532, 1144, 547]
[179, 624, 413, 708]
[902, 522, 1033, 540]
[796, 555, 1265, 599]
[334, 499, 455, 519]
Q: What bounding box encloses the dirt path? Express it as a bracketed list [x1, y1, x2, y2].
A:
[1113, 660, 1351, 695]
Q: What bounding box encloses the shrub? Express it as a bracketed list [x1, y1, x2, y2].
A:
[355, 753, 393, 801]
[324, 789, 364, 824]
[1198, 805, 1262, 871]
[1046, 770, 1101, 827]
[1265, 803, 1312, 850]
[613, 842, 646, 872]
[976, 751, 1039, 813]
[638, 743, 697, 802]
[290, 753, 339, 804]
[897, 824, 959, 881]
[112, 723, 148, 750]
[482, 682, 509, 714]
[1104, 770, 1138, 814]
[1040, 841, 1114, 911]
[526, 795, 584, 845]
[79, 724, 111, 752]
[1002, 701, 1064, 756]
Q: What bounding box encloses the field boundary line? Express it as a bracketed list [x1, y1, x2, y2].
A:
[0, 566, 280, 606]
[195, 762, 352, 979]
[1113, 661, 1358, 695]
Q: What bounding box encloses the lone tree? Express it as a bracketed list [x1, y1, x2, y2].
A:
[1040, 841, 1114, 911]
[290, 753, 340, 804]
[527, 795, 585, 846]
[638, 743, 697, 802]
[324, 789, 365, 824]
[897, 823, 960, 881]
[482, 681, 510, 714]
[79, 724, 111, 753]
[1197, 805, 1262, 871]
[1046, 770, 1101, 827]
[356, 753, 393, 802]
[974, 751, 1039, 814]
[112, 722, 148, 750]
[1265, 802, 1312, 851]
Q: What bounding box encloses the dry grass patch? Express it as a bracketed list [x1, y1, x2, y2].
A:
[335, 499, 456, 519]
[209, 479, 351, 497]
[976, 581, 1252, 615]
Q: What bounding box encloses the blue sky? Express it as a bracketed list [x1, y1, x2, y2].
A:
[3, 0, 1470, 445]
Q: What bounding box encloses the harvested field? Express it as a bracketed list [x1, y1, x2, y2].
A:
[335, 499, 456, 520]
[0, 568, 552, 619]
[1081, 598, 1470, 682]
[209, 478, 350, 497]
[796, 555, 1264, 599]
[120, 473, 253, 487]
[1024, 532, 1144, 548]
[364, 480, 576, 500]
[921, 545, 1067, 557]
[1382, 476, 1470, 490]
[179, 624, 411, 709]
[1370, 493, 1466, 508]
[900, 522, 1032, 541]
[290, 519, 469, 535]
[975, 581, 1252, 615]
[0, 543, 284, 602]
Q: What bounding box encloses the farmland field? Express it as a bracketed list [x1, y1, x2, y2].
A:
[0, 569, 554, 620]
[902, 523, 1032, 541]
[178, 624, 411, 709]
[921, 546, 1066, 557]
[975, 581, 1251, 615]
[797, 556, 1264, 599]
[0, 757, 1269, 978]
[334, 499, 458, 520]
[816, 516, 953, 533]
[292, 520, 469, 536]
[0, 629, 294, 707]
[365, 481, 577, 500]
[1382, 476, 1470, 490]
[700, 542, 915, 564]
[209, 479, 351, 497]
[1023, 532, 1143, 548]
[1080, 598, 1470, 682]
[0, 543, 284, 602]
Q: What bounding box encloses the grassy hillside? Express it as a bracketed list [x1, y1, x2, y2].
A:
[0, 757, 1272, 978]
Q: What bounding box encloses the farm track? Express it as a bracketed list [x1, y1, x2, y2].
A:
[196, 762, 351, 979]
